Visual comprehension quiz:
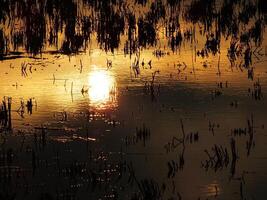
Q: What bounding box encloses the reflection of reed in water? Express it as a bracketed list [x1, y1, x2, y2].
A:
[0, 0, 265, 58]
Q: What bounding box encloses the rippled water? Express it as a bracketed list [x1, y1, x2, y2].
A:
[1, 0, 267, 199]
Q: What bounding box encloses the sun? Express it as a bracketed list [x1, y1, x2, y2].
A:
[88, 70, 116, 108]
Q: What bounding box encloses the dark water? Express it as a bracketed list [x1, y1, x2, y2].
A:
[0, 0, 267, 199]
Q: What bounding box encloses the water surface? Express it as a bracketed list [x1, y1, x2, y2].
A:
[0, 0, 267, 199]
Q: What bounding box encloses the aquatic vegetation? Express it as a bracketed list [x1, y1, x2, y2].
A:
[202, 138, 238, 175]
[125, 125, 151, 147]
[0, 97, 12, 131]
[0, 0, 264, 59]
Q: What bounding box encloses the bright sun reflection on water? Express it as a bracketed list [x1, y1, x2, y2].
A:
[88, 70, 117, 109]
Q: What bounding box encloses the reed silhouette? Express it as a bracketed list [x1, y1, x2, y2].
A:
[0, 0, 265, 59]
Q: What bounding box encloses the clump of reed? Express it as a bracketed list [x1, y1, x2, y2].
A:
[125, 124, 151, 147]
[136, 179, 162, 200]
[152, 49, 170, 58]
[209, 121, 220, 136]
[250, 78, 263, 100]
[143, 70, 160, 102]
[0, 97, 12, 131]
[185, 132, 199, 144]
[202, 138, 238, 176]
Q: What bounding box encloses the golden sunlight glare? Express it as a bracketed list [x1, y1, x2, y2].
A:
[88, 70, 116, 108]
